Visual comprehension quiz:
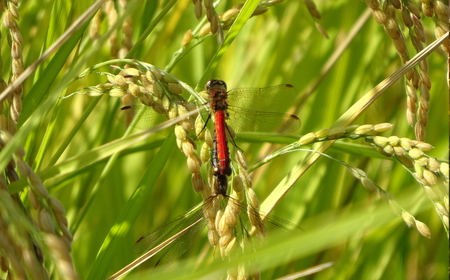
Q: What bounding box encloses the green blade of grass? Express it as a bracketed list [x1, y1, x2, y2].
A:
[195, 0, 260, 90]
[86, 134, 175, 280]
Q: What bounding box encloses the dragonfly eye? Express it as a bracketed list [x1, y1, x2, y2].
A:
[206, 79, 227, 92]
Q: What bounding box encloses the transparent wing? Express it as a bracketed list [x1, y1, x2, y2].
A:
[227, 108, 301, 134]
[133, 204, 206, 266]
[226, 84, 298, 113]
[226, 84, 301, 134]
[116, 105, 175, 136]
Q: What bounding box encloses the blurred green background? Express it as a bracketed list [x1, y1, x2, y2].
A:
[5, 0, 448, 279]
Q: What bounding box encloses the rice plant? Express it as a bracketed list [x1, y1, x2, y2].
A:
[0, 1, 448, 279]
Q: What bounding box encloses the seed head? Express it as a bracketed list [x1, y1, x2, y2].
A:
[315, 128, 329, 139]
[49, 197, 66, 215]
[328, 127, 346, 139]
[361, 177, 377, 192]
[225, 211, 238, 227]
[3, 10, 14, 29]
[415, 162, 424, 178]
[422, 3, 434, 17]
[200, 184, 212, 202]
[407, 2, 421, 19]
[229, 198, 241, 215]
[214, 209, 224, 230]
[376, 146, 392, 157]
[365, 0, 379, 10]
[38, 209, 56, 233]
[393, 146, 405, 157]
[409, 148, 424, 159]
[199, 22, 211, 36]
[373, 123, 392, 132]
[355, 124, 374, 135]
[423, 169, 437, 185]
[413, 141, 434, 151]
[222, 8, 240, 21]
[436, 203, 448, 217]
[399, 138, 412, 150]
[345, 125, 359, 133]
[200, 142, 210, 162]
[402, 211, 416, 228]
[28, 190, 39, 210]
[236, 150, 248, 170]
[182, 29, 193, 46]
[204, 129, 213, 148]
[415, 156, 429, 167]
[298, 132, 316, 145]
[60, 224, 73, 242]
[168, 82, 183, 94]
[372, 8, 387, 24]
[247, 188, 260, 209]
[387, 136, 399, 146]
[232, 175, 244, 193]
[207, 229, 219, 246]
[219, 230, 233, 248]
[373, 136, 388, 147]
[187, 153, 202, 174]
[191, 172, 204, 193]
[174, 124, 187, 141]
[194, 0, 202, 19]
[415, 220, 431, 238]
[383, 145, 394, 156]
[195, 116, 206, 141]
[397, 155, 414, 168]
[225, 236, 237, 257]
[427, 158, 440, 172]
[439, 162, 449, 178]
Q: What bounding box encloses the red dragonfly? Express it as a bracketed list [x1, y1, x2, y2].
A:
[202, 80, 300, 201]
[119, 79, 301, 173]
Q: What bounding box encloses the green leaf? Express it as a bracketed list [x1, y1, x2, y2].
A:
[87, 134, 175, 280]
[196, 0, 261, 90]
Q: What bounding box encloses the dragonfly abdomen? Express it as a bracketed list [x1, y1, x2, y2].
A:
[214, 111, 232, 177]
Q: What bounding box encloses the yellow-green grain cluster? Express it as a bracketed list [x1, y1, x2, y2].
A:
[0, 131, 77, 279]
[1, 0, 23, 133]
[303, 0, 328, 38]
[350, 167, 433, 238]
[192, 0, 224, 43]
[364, 0, 436, 141]
[194, 0, 285, 42]
[298, 123, 393, 145]
[420, 0, 449, 52]
[368, 135, 449, 234]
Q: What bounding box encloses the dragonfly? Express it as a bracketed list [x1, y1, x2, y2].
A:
[119, 79, 301, 174]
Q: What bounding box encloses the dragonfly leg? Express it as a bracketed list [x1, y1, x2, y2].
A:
[225, 123, 243, 152]
[194, 114, 211, 140]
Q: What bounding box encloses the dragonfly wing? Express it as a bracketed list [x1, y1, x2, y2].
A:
[117, 105, 176, 136]
[133, 204, 205, 259]
[227, 107, 301, 134]
[226, 84, 298, 113]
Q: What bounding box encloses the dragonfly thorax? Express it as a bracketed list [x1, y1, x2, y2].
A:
[213, 174, 228, 196]
[206, 79, 229, 113]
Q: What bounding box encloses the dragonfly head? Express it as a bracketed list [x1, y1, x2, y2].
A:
[206, 79, 227, 94]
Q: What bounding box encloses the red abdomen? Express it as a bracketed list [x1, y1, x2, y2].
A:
[215, 111, 231, 176]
